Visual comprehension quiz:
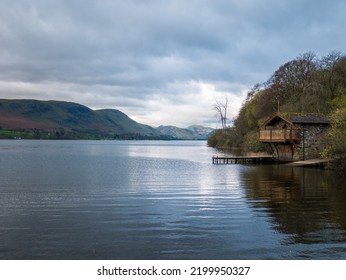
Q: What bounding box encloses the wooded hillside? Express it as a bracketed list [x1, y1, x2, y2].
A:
[208, 51, 346, 158]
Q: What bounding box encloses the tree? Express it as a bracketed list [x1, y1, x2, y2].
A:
[323, 96, 346, 157]
[318, 50, 343, 99]
[245, 83, 262, 102]
[266, 52, 317, 112]
[214, 96, 229, 129]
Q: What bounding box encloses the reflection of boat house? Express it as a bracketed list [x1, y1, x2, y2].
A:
[259, 113, 330, 161]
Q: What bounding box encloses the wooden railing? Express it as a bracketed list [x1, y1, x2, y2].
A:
[259, 129, 300, 142]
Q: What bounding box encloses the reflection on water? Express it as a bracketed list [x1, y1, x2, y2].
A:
[0, 140, 346, 259]
[243, 166, 346, 258]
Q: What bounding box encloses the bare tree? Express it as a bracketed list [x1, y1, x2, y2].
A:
[214, 96, 229, 129]
[319, 50, 343, 99]
[266, 52, 317, 112]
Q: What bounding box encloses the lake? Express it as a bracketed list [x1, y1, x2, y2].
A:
[1, 140, 346, 260]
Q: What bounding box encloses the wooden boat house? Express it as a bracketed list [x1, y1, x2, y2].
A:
[259, 113, 330, 161]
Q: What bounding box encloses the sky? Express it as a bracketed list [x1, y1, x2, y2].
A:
[1, 0, 346, 128]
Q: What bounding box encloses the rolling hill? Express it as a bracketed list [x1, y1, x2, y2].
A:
[0, 99, 163, 139]
[0, 99, 214, 140]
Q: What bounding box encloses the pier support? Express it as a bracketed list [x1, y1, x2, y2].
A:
[212, 155, 273, 165]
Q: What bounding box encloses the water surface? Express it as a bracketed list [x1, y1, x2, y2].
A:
[1, 140, 346, 259]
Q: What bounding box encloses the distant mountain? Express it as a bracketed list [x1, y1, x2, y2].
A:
[186, 125, 215, 139]
[0, 99, 167, 139]
[0, 99, 214, 140]
[156, 125, 214, 140]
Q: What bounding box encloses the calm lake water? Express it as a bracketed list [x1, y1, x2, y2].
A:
[1, 140, 346, 260]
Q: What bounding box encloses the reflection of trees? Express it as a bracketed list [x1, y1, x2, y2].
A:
[243, 166, 346, 244]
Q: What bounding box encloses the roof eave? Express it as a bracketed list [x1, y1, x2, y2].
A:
[264, 113, 293, 127]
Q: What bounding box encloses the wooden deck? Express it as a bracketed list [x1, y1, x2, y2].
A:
[212, 155, 273, 165]
[284, 158, 333, 167]
[259, 129, 300, 143]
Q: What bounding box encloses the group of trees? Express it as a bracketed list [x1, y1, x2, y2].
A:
[209, 51, 346, 157]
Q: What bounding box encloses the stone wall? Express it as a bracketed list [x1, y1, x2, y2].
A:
[298, 124, 329, 160]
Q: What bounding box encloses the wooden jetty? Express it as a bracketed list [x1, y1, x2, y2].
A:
[284, 158, 333, 167]
[212, 155, 273, 165]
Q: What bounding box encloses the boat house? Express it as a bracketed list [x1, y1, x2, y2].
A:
[259, 113, 330, 161]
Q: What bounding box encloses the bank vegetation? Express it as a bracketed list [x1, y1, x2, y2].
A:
[208, 51, 346, 159]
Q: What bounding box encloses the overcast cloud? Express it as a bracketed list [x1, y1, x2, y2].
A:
[1, 0, 346, 127]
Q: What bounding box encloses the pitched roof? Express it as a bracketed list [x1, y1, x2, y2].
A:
[264, 113, 330, 126]
[284, 114, 330, 124]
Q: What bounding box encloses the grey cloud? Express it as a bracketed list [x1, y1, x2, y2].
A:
[1, 0, 346, 126]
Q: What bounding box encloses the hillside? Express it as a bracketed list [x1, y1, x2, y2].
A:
[0, 99, 214, 140]
[95, 109, 157, 136]
[0, 99, 166, 140]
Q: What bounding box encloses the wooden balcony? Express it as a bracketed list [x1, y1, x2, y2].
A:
[259, 129, 300, 143]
